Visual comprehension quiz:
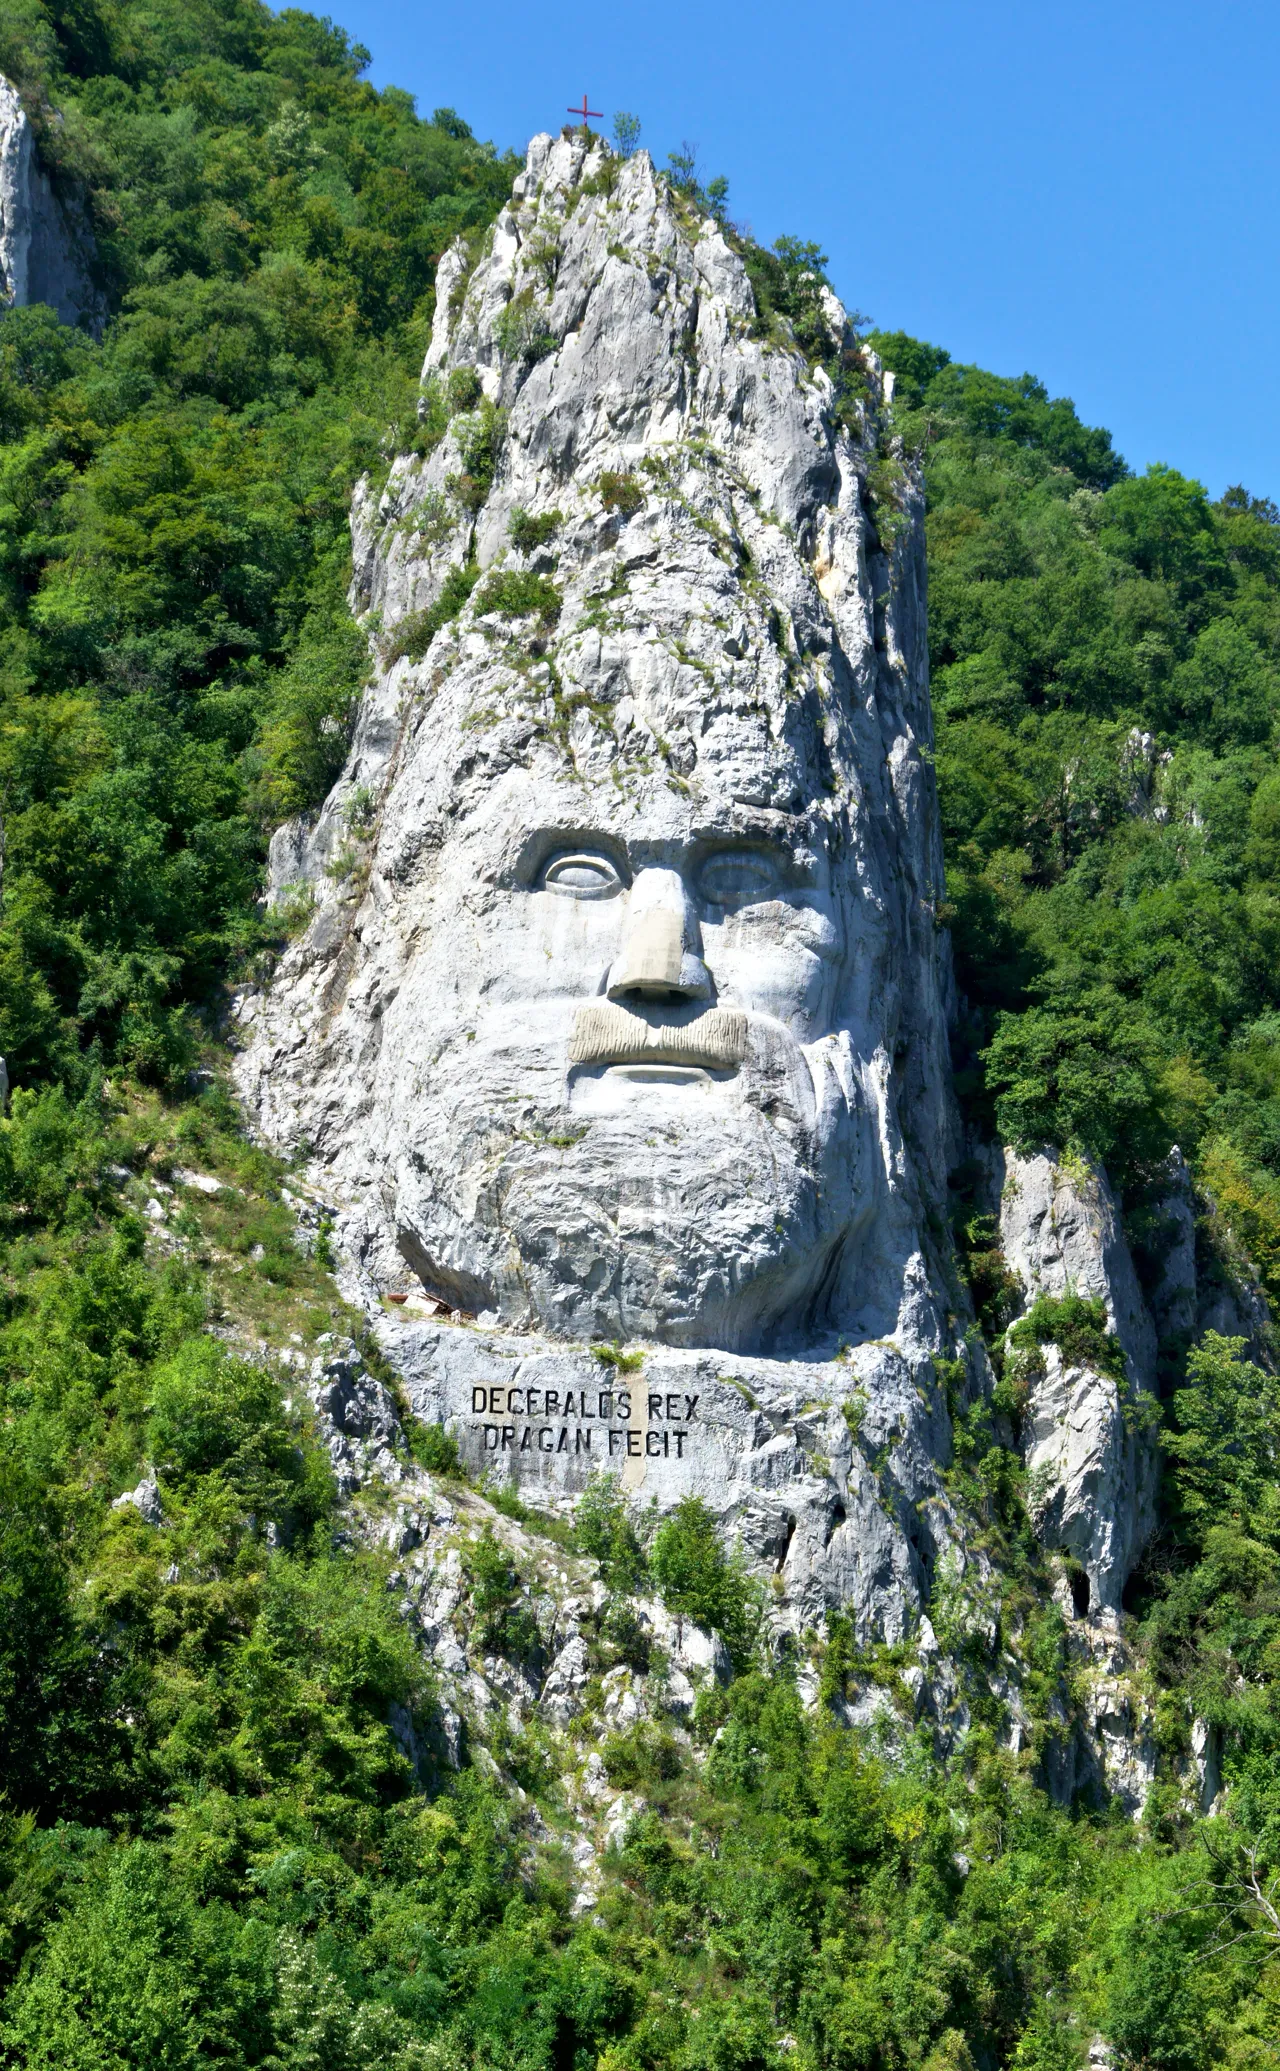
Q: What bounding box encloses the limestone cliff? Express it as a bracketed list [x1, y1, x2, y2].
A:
[0, 77, 100, 330]
[997, 1148, 1157, 1614]
[237, 130, 969, 1644]
[236, 134, 1206, 1713]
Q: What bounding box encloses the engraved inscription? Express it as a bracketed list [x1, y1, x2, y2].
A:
[469, 1384, 700, 1460]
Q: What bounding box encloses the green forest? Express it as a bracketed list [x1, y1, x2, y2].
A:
[0, 2, 1278, 2066]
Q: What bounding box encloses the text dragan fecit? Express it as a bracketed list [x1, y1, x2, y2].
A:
[471, 1385, 700, 1458]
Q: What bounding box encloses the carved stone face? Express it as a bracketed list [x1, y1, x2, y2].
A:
[243, 133, 950, 1363]
[377, 710, 876, 1353]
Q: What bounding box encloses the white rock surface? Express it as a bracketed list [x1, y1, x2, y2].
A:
[999, 1148, 1158, 1609]
[1191, 1715, 1223, 1815]
[173, 1166, 222, 1195]
[0, 76, 100, 329]
[306, 1334, 405, 1497]
[1018, 1344, 1149, 1614]
[239, 132, 955, 1355]
[999, 1148, 1156, 1387]
[381, 1311, 954, 1644]
[112, 1476, 164, 1526]
[235, 135, 967, 1638]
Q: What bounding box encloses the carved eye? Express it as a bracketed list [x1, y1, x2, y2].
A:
[540, 851, 624, 899]
[698, 849, 784, 907]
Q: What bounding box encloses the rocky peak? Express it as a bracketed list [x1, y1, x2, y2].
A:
[239, 130, 956, 1342]
[225, 132, 1280, 1823]
[234, 130, 970, 1644]
[235, 137, 1178, 1734]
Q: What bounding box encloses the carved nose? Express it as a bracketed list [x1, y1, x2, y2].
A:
[607, 872, 711, 1001]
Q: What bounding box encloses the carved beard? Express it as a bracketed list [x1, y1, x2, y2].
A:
[392, 1016, 865, 1351]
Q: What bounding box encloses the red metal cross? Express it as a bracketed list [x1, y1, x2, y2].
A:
[568, 94, 603, 127]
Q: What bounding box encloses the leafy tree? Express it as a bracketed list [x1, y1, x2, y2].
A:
[1009, 1291, 1126, 1379]
[0, 0, 516, 1087]
[1099, 463, 1227, 602]
[742, 235, 838, 359]
[867, 328, 951, 408]
[983, 986, 1170, 1184]
[1156, 616, 1280, 748]
[575, 1471, 646, 1590]
[1104, 1912, 1215, 2071]
[1163, 1332, 1280, 1551]
[649, 1496, 759, 1672]
[0, 1455, 134, 1820]
[146, 1337, 313, 1526]
[872, 319, 1280, 1209]
[0, 1842, 271, 2071]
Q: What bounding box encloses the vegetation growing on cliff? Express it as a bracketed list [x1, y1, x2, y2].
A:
[0, 1, 1277, 2065]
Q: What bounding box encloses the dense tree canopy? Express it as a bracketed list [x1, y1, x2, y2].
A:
[0, 0, 515, 1088]
[870, 331, 1280, 1285]
[0, 4, 1277, 2064]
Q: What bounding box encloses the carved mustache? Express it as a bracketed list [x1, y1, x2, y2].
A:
[568, 1001, 748, 1070]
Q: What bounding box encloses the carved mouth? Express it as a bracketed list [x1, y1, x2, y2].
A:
[568, 1001, 748, 1071]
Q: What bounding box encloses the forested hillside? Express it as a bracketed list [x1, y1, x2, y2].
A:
[871, 331, 1280, 1289]
[0, 4, 1277, 2067]
[0, 0, 514, 1088]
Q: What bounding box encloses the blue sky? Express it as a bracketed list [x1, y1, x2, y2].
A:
[338, 0, 1277, 500]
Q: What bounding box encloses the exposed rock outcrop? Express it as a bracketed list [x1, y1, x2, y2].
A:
[111, 1475, 164, 1526]
[997, 1148, 1158, 1612]
[992, 1137, 1274, 1620]
[999, 1148, 1156, 1387]
[0, 76, 101, 330]
[236, 132, 967, 1643]
[233, 136, 1261, 1820]
[379, 1309, 953, 1646]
